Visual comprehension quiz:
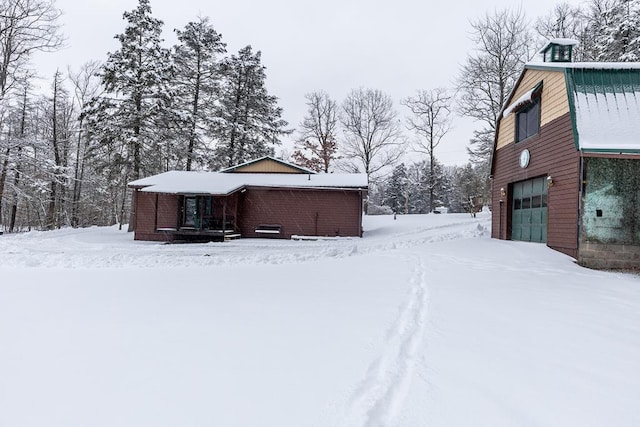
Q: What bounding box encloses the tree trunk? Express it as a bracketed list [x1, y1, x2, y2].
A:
[429, 152, 435, 213]
[186, 58, 202, 171]
[71, 123, 83, 227]
[8, 147, 21, 233]
[0, 147, 10, 227]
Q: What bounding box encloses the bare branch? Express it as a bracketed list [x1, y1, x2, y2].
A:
[340, 88, 405, 181]
[0, 0, 64, 99]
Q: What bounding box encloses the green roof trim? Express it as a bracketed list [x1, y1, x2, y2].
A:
[569, 68, 640, 93]
[581, 148, 640, 154]
[564, 68, 580, 151]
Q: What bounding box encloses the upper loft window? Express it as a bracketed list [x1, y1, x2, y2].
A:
[516, 97, 540, 143]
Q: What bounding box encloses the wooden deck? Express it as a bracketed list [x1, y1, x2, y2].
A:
[156, 227, 240, 242]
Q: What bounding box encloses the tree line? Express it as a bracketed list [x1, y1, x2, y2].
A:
[0, 0, 288, 231]
[291, 0, 640, 215]
[1, 0, 639, 232]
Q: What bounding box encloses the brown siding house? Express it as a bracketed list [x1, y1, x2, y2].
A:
[128, 157, 367, 242]
[491, 39, 640, 269]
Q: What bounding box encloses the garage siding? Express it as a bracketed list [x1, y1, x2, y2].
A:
[492, 112, 580, 258]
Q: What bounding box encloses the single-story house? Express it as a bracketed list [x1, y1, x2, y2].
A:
[128, 156, 368, 242]
[491, 38, 640, 269]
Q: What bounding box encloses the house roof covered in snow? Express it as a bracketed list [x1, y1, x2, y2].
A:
[501, 61, 640, 153]
[128, 171, 368, 195]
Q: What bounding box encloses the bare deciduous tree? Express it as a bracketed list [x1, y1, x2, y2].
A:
[0, 0, 64, 99]
[68, 60, 102, 227]
[456, 7, 533, 200]
[292, 90, 339, 173]
[402, 88, 452, 212]
[0, 0, 62, 228]
[340, 88, 404, 182]
[457, 7, 533, 165]
[534, 2, 605, 62]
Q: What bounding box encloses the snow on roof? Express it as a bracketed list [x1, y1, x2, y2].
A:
[503, 87, 537, 118]
[537, 38, 579, 54]
[569, 68, 640, 151]
[526, 61, 640, 70]
[128, 171, 368, 195]
[573, 90, 640, 151]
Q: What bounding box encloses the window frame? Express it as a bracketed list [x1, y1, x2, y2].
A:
[515, 95, 541, 143]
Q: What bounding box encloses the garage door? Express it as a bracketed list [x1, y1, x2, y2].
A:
[511, 176, 547, 243]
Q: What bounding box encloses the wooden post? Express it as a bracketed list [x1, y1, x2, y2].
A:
[222, 198, 227, 234]
[154, 193, 158, 231]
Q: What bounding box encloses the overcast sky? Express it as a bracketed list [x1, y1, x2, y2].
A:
[33, 0, 573, 166]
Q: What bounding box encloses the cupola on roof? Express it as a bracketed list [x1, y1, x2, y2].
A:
[539, 38, 579, 63]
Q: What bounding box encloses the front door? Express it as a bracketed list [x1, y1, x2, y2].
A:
[511, 176, 548, 243]
[183, 196, 198, 228]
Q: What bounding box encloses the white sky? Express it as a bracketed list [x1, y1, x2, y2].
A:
[33, 0, 573, 166]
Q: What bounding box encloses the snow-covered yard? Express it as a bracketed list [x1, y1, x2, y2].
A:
[1, 212, 639, 426]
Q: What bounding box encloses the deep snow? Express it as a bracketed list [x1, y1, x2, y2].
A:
[1, 212, 639, 426]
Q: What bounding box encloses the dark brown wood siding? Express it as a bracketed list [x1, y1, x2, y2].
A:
[238, 188, 363, 238]
[492, 112, 580, 258]
[134, 191, 179, 241]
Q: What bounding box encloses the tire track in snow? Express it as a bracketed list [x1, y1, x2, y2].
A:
[344, 254, 430, 427]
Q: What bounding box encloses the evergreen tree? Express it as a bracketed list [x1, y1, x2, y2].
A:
[172, 16, 226, 171]
[449, 163, 486, 213]
[407, 160, 448, 213]
[86, 0, 173, 182]
[596, 0, 640, 61]
[212, 45, 289, 169]
[383, 163, 409, 214]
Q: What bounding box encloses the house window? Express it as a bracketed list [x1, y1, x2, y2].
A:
[516, 97, 540, 142]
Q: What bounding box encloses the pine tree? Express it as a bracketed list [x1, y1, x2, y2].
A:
[596, 0, 640, 61]
[449, 163, 486, 213]
[383, 163, 409, 214]
[87, 0, 173, 181]
[83, 0, 174, 230]
[172, 16, 226, 171]
[212, 45, 289, 169]
[407, 160, 448, 214]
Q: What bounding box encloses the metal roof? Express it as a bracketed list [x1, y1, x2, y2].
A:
[565, 67, 640, 153]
